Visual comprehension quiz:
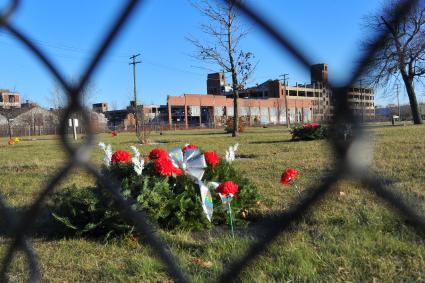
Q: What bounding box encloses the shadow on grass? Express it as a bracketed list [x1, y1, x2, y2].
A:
[363, 124, 406, 129]
[119, 140, 180, 145]
[249, 140, 292, 145]
[0, 204, 267, 244]
[20, 137, 61, 142]
[0, 206, 61, 240]
[235, 154, 258, 160]
[166, 132, 228, 136]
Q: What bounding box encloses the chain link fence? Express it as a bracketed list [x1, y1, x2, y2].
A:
[0, 0, 424, 282]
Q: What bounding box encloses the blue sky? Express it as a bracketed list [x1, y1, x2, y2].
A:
[0, 0, 422, 109]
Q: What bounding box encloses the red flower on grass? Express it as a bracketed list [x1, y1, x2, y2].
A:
[154, 157, 183, 176]
[8, 139, 15, 145]
[111, 130, 118, 137]
[280, 168, 298, 185]
[111, 150, 132, 164]
[183, 144, 197, 152]
[149, 148, 168, 160]
[204, 151, 219, 167]
[304, 123, 320, 128]
[217, 181, 238, 196]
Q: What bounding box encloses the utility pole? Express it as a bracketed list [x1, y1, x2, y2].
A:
[129, 53, 141, 139]
[395, 83, 401, 119]
[280, 74, 290, 128]
[313, 82, 318, 122]
[6, 109, 12, 140]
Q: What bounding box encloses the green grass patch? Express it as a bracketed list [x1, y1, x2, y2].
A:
[0, 123, 424, 281]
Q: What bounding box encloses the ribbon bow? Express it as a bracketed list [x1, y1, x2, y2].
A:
[130, 146, 144, 176]
[225, 143, 239, 163]
[98, 142, 112, 166]
[168, 147, 214, 221]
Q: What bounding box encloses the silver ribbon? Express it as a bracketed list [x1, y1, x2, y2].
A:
[168, 147, 207, 180]
[168, 147, 213, 221]
[197, 180, 214, 222]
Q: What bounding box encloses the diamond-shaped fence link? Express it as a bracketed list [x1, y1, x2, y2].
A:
[0, 0, 423, 282]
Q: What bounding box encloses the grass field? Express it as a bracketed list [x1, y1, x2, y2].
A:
[0, 124, 424, 282]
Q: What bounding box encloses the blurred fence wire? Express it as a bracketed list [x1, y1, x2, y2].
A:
[0, 0, 424, 282]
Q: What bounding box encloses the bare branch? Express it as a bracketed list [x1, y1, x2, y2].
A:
[362, 0, 424, 123]
[187, 0, 255, 134]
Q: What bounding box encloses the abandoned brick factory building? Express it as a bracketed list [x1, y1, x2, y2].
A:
[165, 63, 374, 128]
[95, 63, 375, 129]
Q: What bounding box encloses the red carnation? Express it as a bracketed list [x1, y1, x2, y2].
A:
[304, 123, 320, 128]
[111, 150, 132, 164]
[204, 151, 219, 167]
[149, 148, 168, 160]
[281, 168, 298, 185]
[154, 157, 183, 176]
[111, 130, 118, 137]
[183, 144, 197, 152]
[216, 181, 239, 196]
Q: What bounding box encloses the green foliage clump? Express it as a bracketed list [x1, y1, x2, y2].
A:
[290, 123, 328, 141]
[51, 156, 260, 238]
[52, 185, 131, 238]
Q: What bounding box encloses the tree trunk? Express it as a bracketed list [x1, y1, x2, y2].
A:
[402, 75, 422, 124]
[228, 19, 239, 137]
[232, 88, 239, 137]
[384, 16, 423, 125]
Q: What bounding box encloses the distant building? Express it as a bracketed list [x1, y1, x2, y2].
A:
[0, 89, 21, 109]
[201, 63, 375, 121]
[92, 102, 108, 113]
[103, 63, 375, 130]
[207, 72, 232, 95]
[105, 109, 129, 129]
[240, 80, 285, 99]
[0, 105, 58, 136]
[103, 101, 162, 129]
[334, 86, 375, 120]
[21, 100, 39, 109]
[310, 63, 328, 84]
[166, 93, 313, 128]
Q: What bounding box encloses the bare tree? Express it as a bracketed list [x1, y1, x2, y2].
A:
[363, 0, 425, 124]
[111, 100, 118, 111]
[20, 111, 34, 136]
[187, 0, 255, 136]
[47, 80, 98, 109]
[47, 85, 67, 109]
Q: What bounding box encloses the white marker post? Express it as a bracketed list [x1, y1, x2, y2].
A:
[69, 118, 78, 140]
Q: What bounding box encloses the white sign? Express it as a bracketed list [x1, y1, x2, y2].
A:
[189, 106, 200, 117]
[68, 118, 79, 127]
